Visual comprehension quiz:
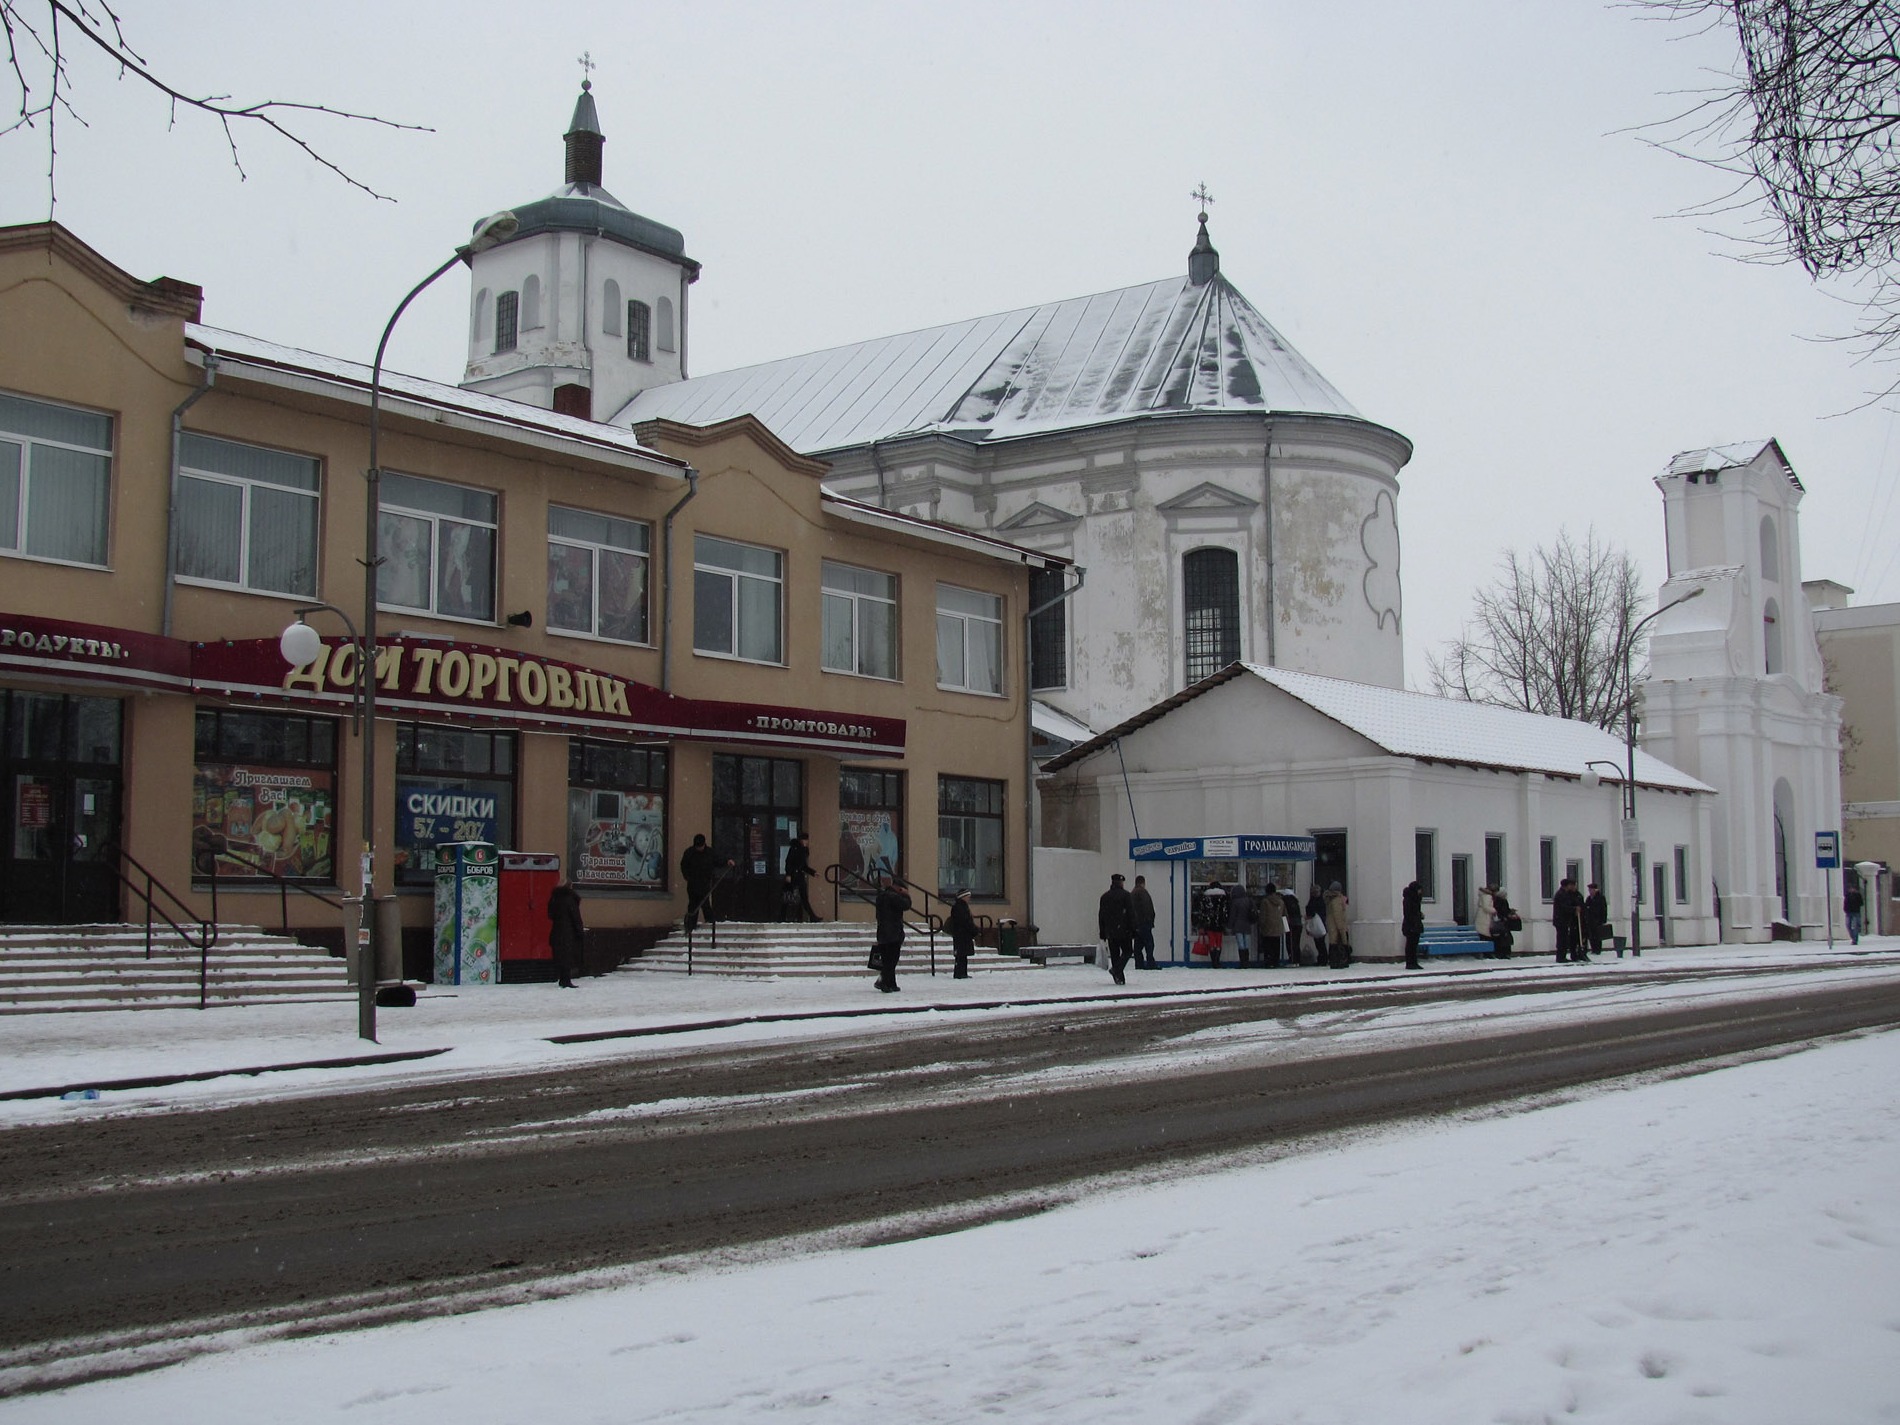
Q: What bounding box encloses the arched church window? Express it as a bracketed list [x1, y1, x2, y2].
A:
[1183, 547, 1240, 683]
[495, 291, 519, 354]
[1763, 597, 1783, 674]
[1759, 515, 1780, 582]
[628, 300, 652, 362]
[657, 296, 677, 353]
[521, 275, 542, 332]
[602, 281, 622, 337]
[473, 289, 490, 346]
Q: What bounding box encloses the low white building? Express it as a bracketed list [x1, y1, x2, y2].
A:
[1037, 664, 1716, 960]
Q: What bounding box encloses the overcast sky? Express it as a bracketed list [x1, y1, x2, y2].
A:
[4, 0, 1896, 686]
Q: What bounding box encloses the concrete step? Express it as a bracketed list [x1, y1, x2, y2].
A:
[622, 920, 1041, 977]
[0, 922, 348, 1012]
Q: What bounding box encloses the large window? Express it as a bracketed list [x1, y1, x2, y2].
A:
[1029, 566, 1067, 691]
[694, 534, 782, 663]
[1414, 829, 1437, 902]
[494, 290, 519, 353]
[567, 739, 666, 889]
[841, 767, 904, 880]
[939, 775, 1005, 897]
[1540, 836, 1557, 902]
[1183, 547, 1240, 682]
[192, 708, 337, 884]
[378, 473, 497, 622]
[176, 434, 319, 597]
[394, 723, 516, 887]
[548, 506, 650, 644]
[822, 561, 897, 679]
[1485, 833, 1506, 894]
[628, 300, 652, 362]
[937, 584, 1003, 695]
[0, 391, 111, 567]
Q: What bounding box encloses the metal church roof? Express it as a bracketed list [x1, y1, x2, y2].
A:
[614, 272, 1366, 454]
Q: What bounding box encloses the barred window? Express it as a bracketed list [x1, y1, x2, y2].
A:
[1028, 567, 1066, 691]
[628, 300, 652, 362]
[1183, 547, 1239, 682]
[495, 291, 519, 354]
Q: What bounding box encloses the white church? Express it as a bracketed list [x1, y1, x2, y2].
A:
[456, 82, 1846, 956]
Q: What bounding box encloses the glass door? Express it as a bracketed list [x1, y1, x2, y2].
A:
[3, 694, 124, 923]
[711, 754, 804, 921]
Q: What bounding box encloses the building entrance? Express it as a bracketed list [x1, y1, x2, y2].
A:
[2, 692, 124, 923]
[711, 753, 804, 921]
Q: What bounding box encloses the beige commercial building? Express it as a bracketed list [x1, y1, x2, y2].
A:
[0, 224, 1061, 974]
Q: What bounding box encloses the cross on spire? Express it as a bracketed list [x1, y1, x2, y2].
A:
[578, 50, 596, 88]
[1190, 183, 1216, 219]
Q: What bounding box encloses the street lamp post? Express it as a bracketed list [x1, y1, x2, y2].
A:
[283, 211, 517, 1043]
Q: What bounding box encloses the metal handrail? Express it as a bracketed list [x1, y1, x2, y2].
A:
[824, 863, 947, 975]
[683, 862, 739, 976]
[105, 841, 216, 1009]
[204, 843, 345, 932]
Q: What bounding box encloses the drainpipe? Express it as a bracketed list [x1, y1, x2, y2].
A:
[1261, 416, 1277, 666]
[870, 437, 889, 507]
[659, 466, 700, 691]
[162, 355, 219, 637]
[1023, 563, 1087, 939]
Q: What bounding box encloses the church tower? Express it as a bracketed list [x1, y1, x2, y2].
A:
[1639, 440, 1843, 942]
[461, 80, 699, 420]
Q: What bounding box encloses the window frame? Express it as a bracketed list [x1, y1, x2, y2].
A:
[840, 767, 905, 881]
[392, 722, 517, 888]
[1539, 836, 1557, 903]
[0, 389, 113, 570]
[693, 534, 784, 665]
[174, 433, 321, 599]
[628, 300, 652, 362]
[1183, 546, 1241, 683]
[376, 472, 500, 624]
[938, 774, 1006, 898]
[1484, 833, 1506, 894]
[1674, 844, 1690, 903]
[547, 505, 652, 646]
[821, 560, 899, 680]
[1414, 829, 1437, 902]
[494, 290, 519, 354]
[936, 582, 1005, 696]
[567, 738, 668, 890]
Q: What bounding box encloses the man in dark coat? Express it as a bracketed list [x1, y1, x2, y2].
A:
[1098, 872, 1138, 984]
[946, 889, 977, 978]
[1582, 882, 1610, 957]
[548, 881, 584, 988]
[1401, 879, 1425, 969]
[1845, 880, 1865, 945]
[680, 834, 729, 932]
[1553, 878, 1585, 962]
[780, 832, 818, 923]
[1131, 875, 1158, 969]
[872, 873, 912, 992]
[1226, 882, 1257, 965]
[1282, 888, 1302, 966]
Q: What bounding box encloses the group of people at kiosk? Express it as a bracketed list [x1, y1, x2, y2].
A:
[1106, 875, 1353, 969]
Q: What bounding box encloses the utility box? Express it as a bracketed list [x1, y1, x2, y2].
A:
[499, 851, 560, 981]
[433, 841, 500, 986]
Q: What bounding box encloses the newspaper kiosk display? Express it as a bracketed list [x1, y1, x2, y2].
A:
[1129, 835, 1318, 965]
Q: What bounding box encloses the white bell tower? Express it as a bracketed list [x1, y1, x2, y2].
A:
[1638, 440, 1843, 942]
[461, 79, 698, 421]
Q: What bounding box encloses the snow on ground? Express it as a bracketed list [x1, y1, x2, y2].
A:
[1, 957, 1896, 1422]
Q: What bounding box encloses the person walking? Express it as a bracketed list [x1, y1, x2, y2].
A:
[946, 888, 978, 978]
[679, 834, 731, 932]
[1845, 880, 1865, 945]
[1489, 886, 1517, 958]
[1582, 881, 1610, 957]
[1259, 881, 1286, 968]
[1200, 881, 1229, 966]
[1132, 874, 1159, 969]
[1304, 885, 1328, 966]
[872, 873, 912, 992]
[1324, 881, 1353, 968]
[1227, 881, 1258, 966]
[1282, 886, 1303, 966]
[780, 831, 819, 922]
[1475, 884, 1496, 945]
[1552, 877, 1585, 963]
[1099, 872, 1138, 984]
[547, 880, 584, 988]
[1401, 879, 1424, 969]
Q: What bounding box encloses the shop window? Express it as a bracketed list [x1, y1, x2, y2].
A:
[1414, 829, 1437, 901]
[1183, 547, 1240, 682]
[694, 534, 782, 663]
[1028, 566, 1067, 691]
[567, 739, 666, 889]
[939, 775, 1005, 897]
[628, 300, 652, 362]
[495, 290, 519, 353]
[176, 434, 319, 597]
[656, 296, 676, 353]
[822, 561, 897, 679]
[192, 708, 338, 884]
[0, 390, 111, 567]
[841, 767, 904, 881]
[393, 723, 516, 887]
[548, 506, 650, 644]
[378, 472, 498, 622]
[936, 583, 1003, 695]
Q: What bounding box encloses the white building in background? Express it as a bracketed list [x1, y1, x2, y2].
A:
[1640, 441, 1845, 942]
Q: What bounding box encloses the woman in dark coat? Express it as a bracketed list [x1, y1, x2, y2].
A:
[548, 881, 584, 988]
[1489, 887, 1516, 959]
[947, 889, 978, 979]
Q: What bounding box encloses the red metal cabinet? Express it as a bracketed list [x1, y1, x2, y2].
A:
[498, 852, 559, 968]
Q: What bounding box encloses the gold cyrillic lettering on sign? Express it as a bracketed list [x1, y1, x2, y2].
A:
[469, 653, 497, 700]
[283, 644, 331, 693]
[409, 646, 443, 695]
[438, 649, 470, 698]
[517, 660, 547, 705]
[493, 656, 518, 702]
[547, 665, 574, 709]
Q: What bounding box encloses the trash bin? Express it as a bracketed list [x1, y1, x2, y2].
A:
[998, 918, 1019, 956]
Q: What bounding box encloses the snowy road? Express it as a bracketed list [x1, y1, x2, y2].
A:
[2, 957, 1897, 1395]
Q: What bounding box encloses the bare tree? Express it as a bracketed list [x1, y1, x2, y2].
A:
[1644, 1, 1900, 374]
[2, 0, 425, 207]
[1429, 530, 1648, 729]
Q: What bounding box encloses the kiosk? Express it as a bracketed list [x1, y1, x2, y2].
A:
[1129, 835, 1318, 965]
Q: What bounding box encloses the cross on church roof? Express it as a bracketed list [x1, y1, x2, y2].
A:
[1190, 183, 1216, 219]
[578, 50, 596, 87]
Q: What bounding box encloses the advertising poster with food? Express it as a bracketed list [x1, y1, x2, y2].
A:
[193, 764, 335, 881]
[567, 788, 665, 888]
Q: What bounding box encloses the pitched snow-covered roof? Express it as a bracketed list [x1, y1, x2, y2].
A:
[1666, 439, 1802, 491]
[614, 273, 1369, 455]
[1045, 663, 1712, 794]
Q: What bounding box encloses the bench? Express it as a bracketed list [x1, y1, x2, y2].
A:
[1029, 944, 1098, 965]
[1418, 926, 1496, 957]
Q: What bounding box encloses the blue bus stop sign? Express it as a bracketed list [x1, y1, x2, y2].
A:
[1815, 831, 1840, 870]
